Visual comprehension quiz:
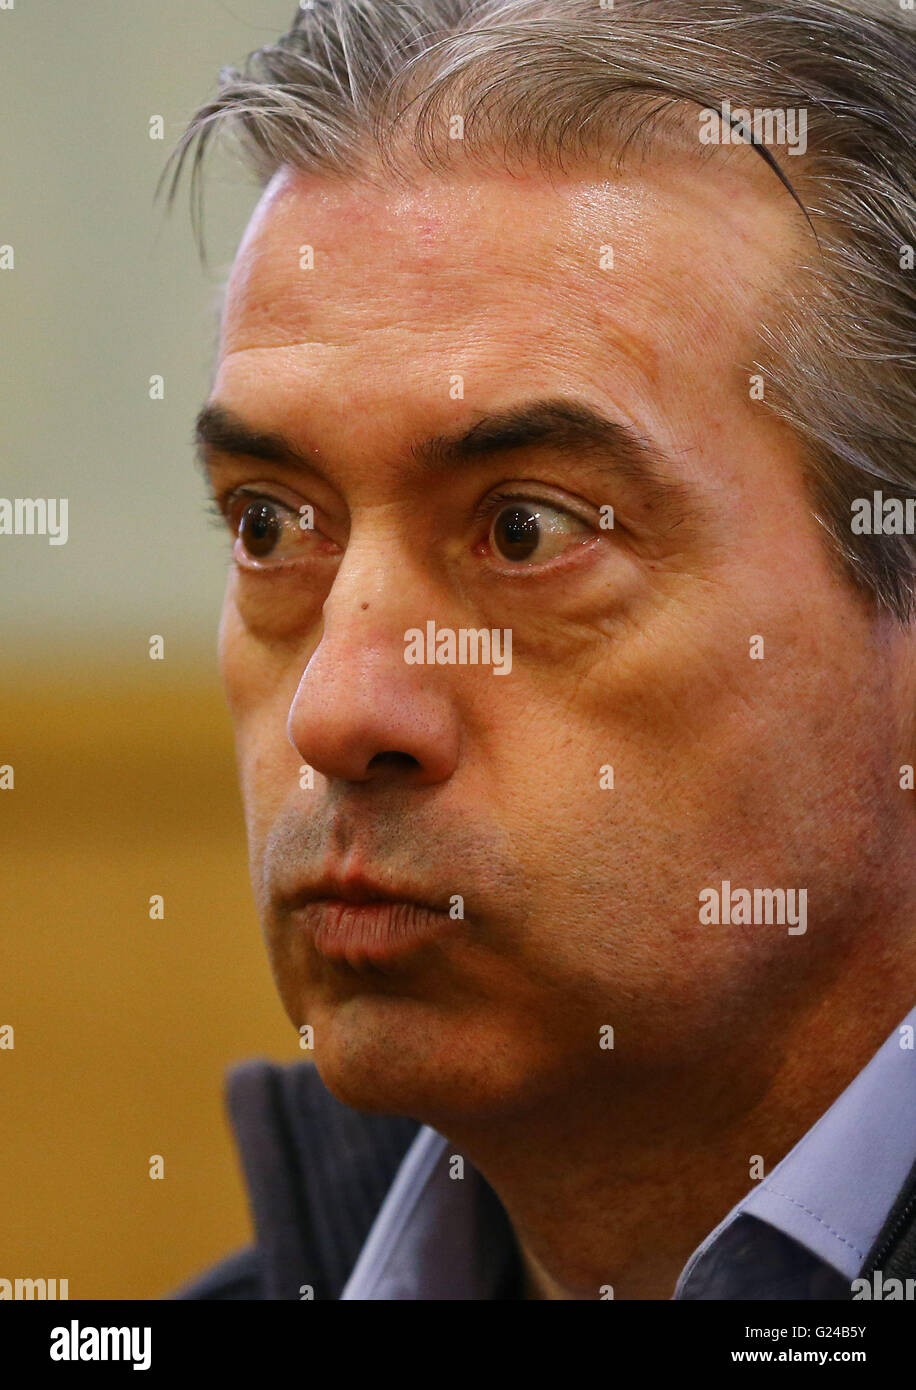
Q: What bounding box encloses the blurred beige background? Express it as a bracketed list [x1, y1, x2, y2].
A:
[0, 0, 306, 1298]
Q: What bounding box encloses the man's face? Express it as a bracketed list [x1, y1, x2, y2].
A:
[202, 146, 912, 1125]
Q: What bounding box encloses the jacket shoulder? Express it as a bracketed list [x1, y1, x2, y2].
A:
[168, 1247, 262, 1300]
[169, 1058, 420, 1300]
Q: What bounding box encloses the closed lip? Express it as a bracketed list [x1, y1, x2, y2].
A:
[284, 870, 458, 968]
[282, 871, 445, 913]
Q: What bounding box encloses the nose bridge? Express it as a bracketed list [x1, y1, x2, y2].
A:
[320, 521, 427, 652]
[286, 526, 461, 785]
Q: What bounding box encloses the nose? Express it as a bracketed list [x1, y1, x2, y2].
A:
[287, 554, 461, 787]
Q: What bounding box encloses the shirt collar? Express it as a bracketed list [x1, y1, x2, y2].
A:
[340, 1125, 517, 1299]
[676, 1001, 916, 1296]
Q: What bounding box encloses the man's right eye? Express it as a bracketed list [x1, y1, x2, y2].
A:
[237, 497, 283, 559]
[218, 488, 321, 569]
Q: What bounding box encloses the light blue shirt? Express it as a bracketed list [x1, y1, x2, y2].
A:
[341, 1004, 916, 1299]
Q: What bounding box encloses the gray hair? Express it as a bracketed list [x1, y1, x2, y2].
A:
[166, 0, 916, 621]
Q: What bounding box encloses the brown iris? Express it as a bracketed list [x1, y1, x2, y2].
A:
[492, 504, 541, 562]
[239, 500, 281, 558]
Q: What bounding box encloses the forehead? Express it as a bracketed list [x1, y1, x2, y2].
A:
[217, 148, 801, 438]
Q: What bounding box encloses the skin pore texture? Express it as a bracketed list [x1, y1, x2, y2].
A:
[201, 135, 916, 1299]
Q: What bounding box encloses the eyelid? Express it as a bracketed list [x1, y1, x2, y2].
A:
[215, 483, 299, 520]
[471, 486, 596, 528]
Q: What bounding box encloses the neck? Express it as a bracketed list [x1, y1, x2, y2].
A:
[435, 924, 916, 1301]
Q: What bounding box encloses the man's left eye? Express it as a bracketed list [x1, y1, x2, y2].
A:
[487, 499, 592, 564]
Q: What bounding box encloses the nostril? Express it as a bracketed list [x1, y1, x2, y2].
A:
[367, 750, 420, 770]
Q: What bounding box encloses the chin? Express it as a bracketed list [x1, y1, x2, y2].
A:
[305, 994, 530, 1125]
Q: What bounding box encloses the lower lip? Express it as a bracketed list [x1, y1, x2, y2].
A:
[299, 899, 460, 967]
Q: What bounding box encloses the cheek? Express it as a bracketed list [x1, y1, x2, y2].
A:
[218, 589, 302, 840]
[219, 579, 291, 724]
[217, 578, 250, 717]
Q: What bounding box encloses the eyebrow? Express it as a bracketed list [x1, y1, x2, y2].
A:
[194, 397, 698, 526]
